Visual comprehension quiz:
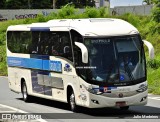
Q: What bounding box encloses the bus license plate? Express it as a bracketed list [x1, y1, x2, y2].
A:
[116, 101, 126, 107]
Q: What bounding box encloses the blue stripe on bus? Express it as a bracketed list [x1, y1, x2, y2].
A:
[7, 57, 62, 72]
[30, 27, 50, 31]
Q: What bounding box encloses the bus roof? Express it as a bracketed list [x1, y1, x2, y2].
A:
[7, 18, 139, 36]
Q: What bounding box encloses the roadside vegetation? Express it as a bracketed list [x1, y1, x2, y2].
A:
[0, 4, 159, 94]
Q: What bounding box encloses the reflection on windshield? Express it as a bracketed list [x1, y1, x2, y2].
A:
[82, 35, 146, 85]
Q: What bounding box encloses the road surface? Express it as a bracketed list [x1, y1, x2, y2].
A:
[0, 76, 160, 122]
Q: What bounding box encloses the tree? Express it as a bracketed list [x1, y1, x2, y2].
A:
[5, 0, 52, 9]
[0, 0, 6, 9]
[56, 0, 68, 8]
[152, 0, 160, 22]
[55, 0, 95, 8]
[6, 0, 24, 9]
[31, 0, 52, 9]
[142, 0, 153, 5]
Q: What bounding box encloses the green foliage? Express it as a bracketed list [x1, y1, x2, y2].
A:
[83, 7, 109, 18]
[0, 33, 5, 45]
[56, 0, 95, 9]
[147, 59, 160, 69]
[57, 6, 78, 18]
[0, 0, 5, 8]
[83, 7, 100, 18]
[0, 45, 7, 76]
[99, 7, 109, 18]
[147, 67, 160, 94]
[118, 13, 141, 28]
[151, 0, 160, 22]
[142, 0, 154, 5]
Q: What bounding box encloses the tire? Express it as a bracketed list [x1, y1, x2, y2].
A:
[22, 82, 31, 102]
[120, 106, 129, 110]
[69, 91, 78, 112]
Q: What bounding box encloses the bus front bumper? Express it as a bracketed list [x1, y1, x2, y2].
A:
[86, 90, 148, 108]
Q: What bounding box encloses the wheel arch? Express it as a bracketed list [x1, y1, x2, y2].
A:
[67, 84, 76, 103]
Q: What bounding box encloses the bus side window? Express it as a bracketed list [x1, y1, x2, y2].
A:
[30, 31, 40, 54]
[50, 33, 60, 56]
[50, 32, 73, 62]
[20, 31, 32, 54]
[70, 30, 83, 65]
[7, 31, 32, 54]
[61, 33, 73, 62]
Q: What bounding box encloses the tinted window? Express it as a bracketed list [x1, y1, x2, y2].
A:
[7, 31, 32, 53]
[7, 31, 73, 62]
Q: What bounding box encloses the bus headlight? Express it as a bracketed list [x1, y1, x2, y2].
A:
[83, 85, 103, 95]
[136, 84, 148, 92]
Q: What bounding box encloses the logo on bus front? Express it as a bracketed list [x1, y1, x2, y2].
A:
[64, 63, 72, 72]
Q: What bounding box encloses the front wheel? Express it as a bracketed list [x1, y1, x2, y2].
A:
[69, 92, 78, 112]
[22, 82, 31, 102]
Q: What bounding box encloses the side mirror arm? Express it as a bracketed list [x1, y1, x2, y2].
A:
[75, 42, 88, 63]
[143, 40, 154, 59]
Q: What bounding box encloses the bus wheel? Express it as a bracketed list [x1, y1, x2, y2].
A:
[120, 106, 129, 110]
[69, 92, 77, 112]
[22, 82, 30, 102]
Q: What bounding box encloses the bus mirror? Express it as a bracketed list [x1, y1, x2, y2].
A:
[143, 40, 154, 59]
[75, 42, 88, 63]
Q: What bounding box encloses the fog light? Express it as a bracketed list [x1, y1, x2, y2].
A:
[91, 99, 99, 104]
[140, 96, 147, 102]
[82, 84, 103, 95]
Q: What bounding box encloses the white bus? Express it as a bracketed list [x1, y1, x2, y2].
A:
[7, 18, 154, 112]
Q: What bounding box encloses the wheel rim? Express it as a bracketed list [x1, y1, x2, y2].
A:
[70, 93, 75, 110]
[22, 84, 27, 100]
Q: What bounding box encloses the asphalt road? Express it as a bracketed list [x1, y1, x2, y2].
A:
[0, 76, 160, 122]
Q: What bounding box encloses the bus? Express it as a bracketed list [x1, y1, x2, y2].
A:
[7, 18, 154, 112]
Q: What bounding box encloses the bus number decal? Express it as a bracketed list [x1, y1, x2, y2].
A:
[50, 61, 62, 72]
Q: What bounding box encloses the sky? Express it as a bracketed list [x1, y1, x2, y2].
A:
[110, 0, 144, 8]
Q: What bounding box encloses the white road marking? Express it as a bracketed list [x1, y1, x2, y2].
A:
[0, 104, 47, 122]
[0, 111, 16, 113]
[0, 104, 26, 113]
[148, 97, 160, 101]
[0, 76, 8, 79]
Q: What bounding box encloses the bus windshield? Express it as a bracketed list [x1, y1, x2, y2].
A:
[80, 35, 146, 86]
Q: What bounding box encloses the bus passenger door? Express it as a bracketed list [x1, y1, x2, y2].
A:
[41, 55, 52, 96]
[31, 55, 52, 96]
